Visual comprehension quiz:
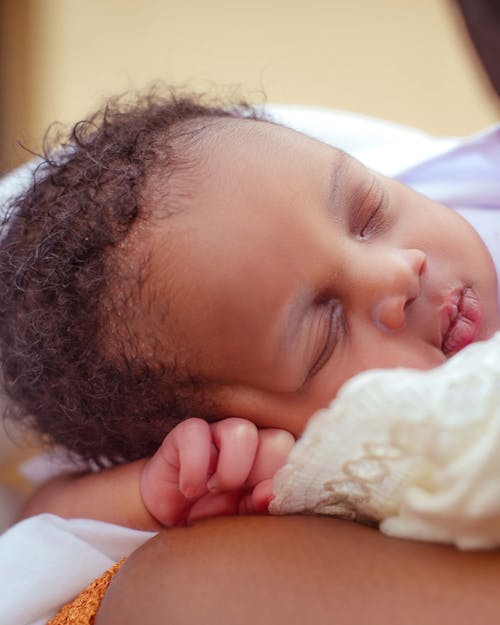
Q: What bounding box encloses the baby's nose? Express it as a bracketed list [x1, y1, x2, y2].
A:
[374, 295, 409, 331]
[372, 249, 426, 332]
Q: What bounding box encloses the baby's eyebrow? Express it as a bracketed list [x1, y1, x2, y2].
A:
[328, 150, 351, 212]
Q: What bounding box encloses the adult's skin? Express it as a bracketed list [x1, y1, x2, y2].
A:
[96, 516, 500, 625]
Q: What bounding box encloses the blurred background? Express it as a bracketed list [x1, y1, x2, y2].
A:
[0, 0, 498, 527]
[1, 0, 499, 173]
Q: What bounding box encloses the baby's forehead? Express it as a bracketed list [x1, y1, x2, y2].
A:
[147, 118, 356, 233]
[180, 117, 349, 179]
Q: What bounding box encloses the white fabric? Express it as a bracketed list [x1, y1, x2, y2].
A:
[0, 160, 42, 222]
[0, 106, 499, 622]
[266, 104, 461, 175]
[0, 514, 154, 625]
[271, 333, 500, 549]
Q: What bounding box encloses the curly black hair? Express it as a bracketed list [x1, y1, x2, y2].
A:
[0, 88, 266, 466]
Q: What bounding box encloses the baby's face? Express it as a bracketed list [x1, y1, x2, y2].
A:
[147, 119, 500, 436]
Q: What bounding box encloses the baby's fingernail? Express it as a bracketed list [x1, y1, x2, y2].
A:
[206, 475, 219, 492]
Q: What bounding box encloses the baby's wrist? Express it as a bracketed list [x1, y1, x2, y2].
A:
[118, 458, 162, 531]
[137, 458, 159, 522]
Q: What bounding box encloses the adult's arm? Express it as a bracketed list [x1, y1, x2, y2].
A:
[96, 515, 500, 625]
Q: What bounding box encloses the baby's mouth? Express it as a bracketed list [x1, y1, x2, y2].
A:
[440, 287, 482, 357]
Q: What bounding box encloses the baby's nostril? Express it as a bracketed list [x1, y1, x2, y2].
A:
[404, 297, 416, 310]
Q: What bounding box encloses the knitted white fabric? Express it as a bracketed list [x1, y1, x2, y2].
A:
[270, 333, 500, 549]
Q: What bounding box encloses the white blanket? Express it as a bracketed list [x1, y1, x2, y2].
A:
[0, 514, 154, 625]
[271, 333, 500, 550]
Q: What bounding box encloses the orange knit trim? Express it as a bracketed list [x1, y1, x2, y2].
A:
[46, 558, 127, 625]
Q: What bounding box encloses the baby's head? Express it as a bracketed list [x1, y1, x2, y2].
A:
[0, 91, 264, 463]
[1, 90, 499, 465]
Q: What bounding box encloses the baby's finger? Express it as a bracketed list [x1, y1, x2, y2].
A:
[252, 478, 275, 512]
[186, 491, 242, 524]
[208, 418, 259, 492]
[246, 429, 295, 487]
[240, 479, 275, 515]
[171, 418, 213, 499]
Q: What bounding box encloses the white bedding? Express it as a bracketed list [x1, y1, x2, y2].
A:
[0, 107, 499, 622]
[0, 514, 154, 625]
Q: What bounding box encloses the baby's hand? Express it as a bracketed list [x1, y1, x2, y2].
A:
[140, 418, 295, 527]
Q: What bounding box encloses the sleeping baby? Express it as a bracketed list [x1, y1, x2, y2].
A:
[1, 89, 500, 547]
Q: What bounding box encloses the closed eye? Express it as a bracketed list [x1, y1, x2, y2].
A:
[307, 300, 342, 380]
[354, 179, 387, 239]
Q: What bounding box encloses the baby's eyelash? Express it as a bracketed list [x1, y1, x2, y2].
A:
[308, 301, 342, 379]
[355, 180, 387, 239]
[359, 197, 384, 238]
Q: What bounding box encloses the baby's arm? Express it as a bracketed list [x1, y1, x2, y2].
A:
[20, 457, 159, 530]
[21, 418, 294, 531]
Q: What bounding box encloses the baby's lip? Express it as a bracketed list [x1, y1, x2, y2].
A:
[439, 288, 461, 339]
[439, 286, 483, 356]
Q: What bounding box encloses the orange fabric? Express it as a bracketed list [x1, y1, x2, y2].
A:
[46, 558, 126, 625]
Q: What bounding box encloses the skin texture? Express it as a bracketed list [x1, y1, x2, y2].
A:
[95, 516, 500, 625]
[146, 119, 500, 437]
[140, 417, 294, 526]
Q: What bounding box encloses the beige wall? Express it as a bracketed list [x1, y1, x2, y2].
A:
[3, 0, 499, 169]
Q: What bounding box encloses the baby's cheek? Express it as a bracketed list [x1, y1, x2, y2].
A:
[313, 340, 443, 402]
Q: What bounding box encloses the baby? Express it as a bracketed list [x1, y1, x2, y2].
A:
[1, 90, 499, 531]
